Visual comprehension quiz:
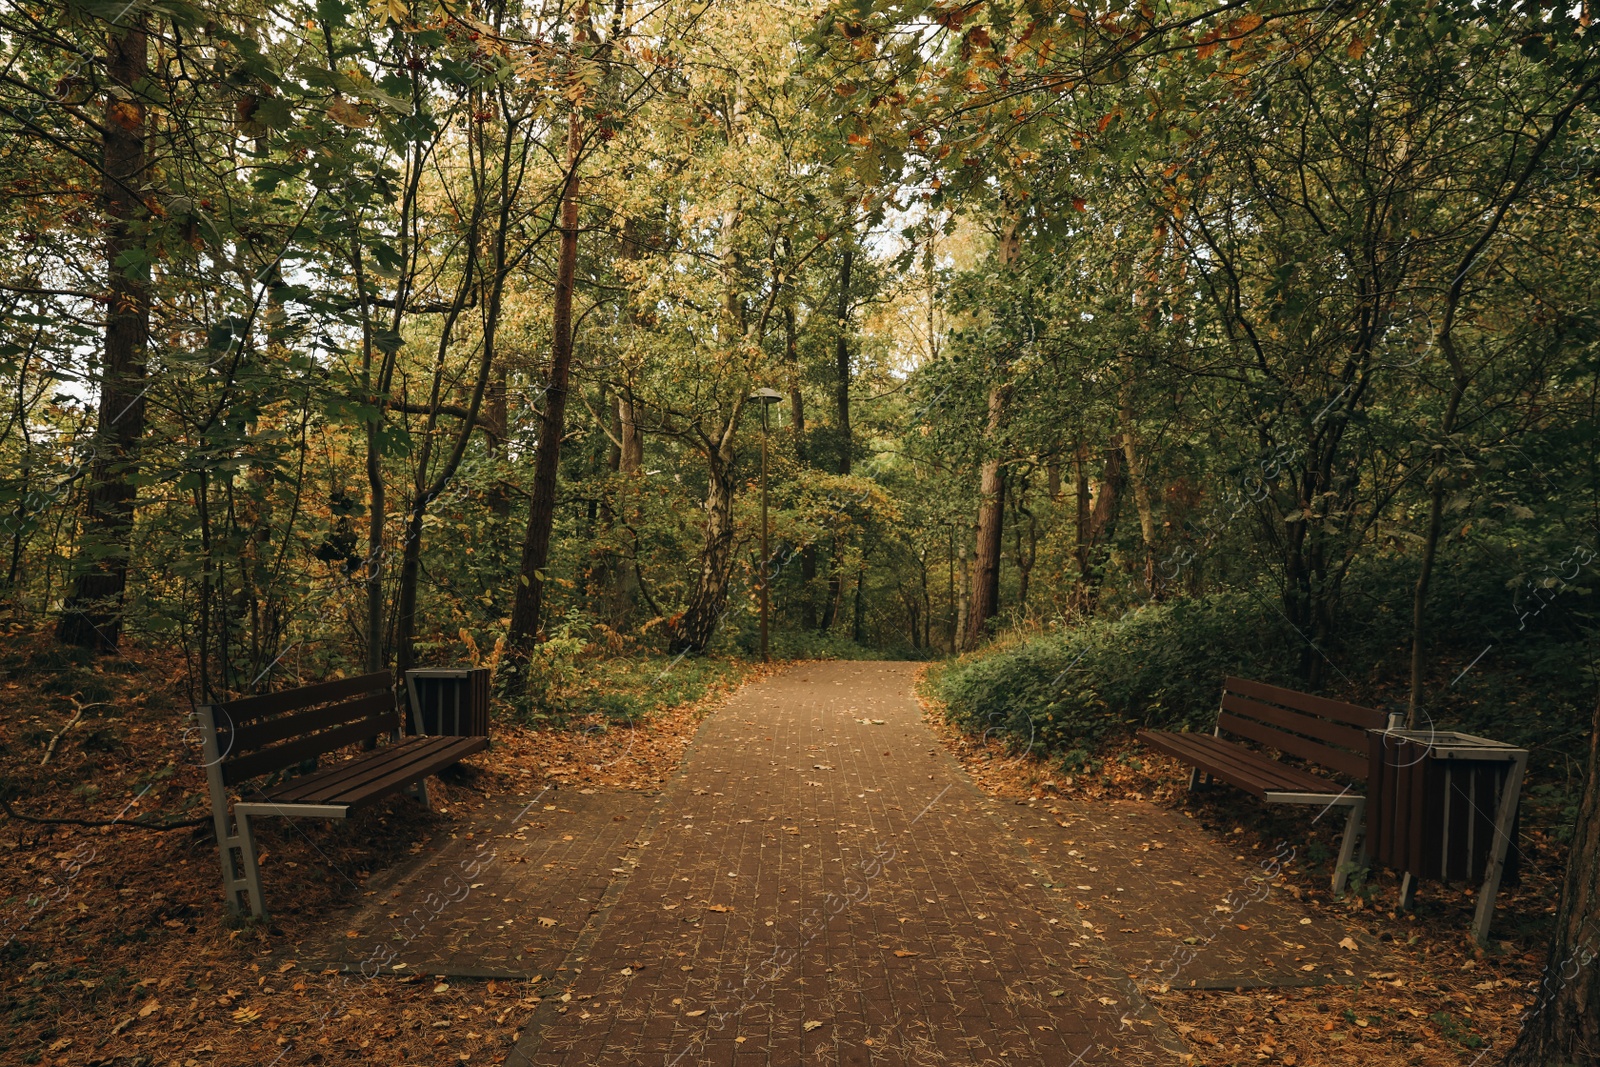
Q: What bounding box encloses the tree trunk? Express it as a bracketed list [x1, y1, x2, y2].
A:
[611, 392, 643, 624]
[1013, 493, 1036, 611]
[834, 241, 854, 476]
[783, 303, 817, 630]
[954, 537, 970, 650]
[58, 17, 149, 652]
[824, 238, 854, 627]
[1504, 697, 1600, 1066]
[391, 286, 496, 679]
[1414, 69, 1600, 718]
[962, 384, 1009, 650]
[1407, 307, 1470, 725]
[1121, 421, 1158, 597]
[852, 564, 866, 643]
[1077, 437, 1127, 610]
[669, 442, 737, 654]
[508, 115, 581, 652]
[1074, 436, 1090, 583]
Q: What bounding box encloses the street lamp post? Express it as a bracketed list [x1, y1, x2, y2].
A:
[749, 388, 783, 662]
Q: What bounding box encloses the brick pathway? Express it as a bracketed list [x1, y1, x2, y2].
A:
[997, 800, 1374, 991]
[296, 788, 648, 979]
[505, 661, 1183, 1066]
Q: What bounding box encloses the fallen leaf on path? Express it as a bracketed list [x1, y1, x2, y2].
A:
[538, 917, 557, 927]
[893, 949, 918, 957]
[1338, 936, 1359, 951]
[803, 1020, 823, 1032]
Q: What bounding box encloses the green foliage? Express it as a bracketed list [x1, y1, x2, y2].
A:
[506, 608, 749, 727]
[929, 591, 1303, 756]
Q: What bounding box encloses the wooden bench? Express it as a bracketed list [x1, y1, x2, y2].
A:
[197, 671, 488, 919]
[1137, 676, 1397, 895]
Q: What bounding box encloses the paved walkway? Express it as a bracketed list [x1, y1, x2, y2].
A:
[504, 662, 1181, 1066]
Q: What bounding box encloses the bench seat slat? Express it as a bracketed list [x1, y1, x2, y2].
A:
[262, 737, 436, 803]
[1138, 730, 1347, 797]
[1176, 733, 1338, 793]
[209, 672, 394, 726]
[1224, 676, 1388, 730]
[260, 739, 441, 806]
[263, 736, 487, 809]
[1142, 730, 1341, 796]
[326, 737, 489, 810]
[1137, 731, 1282, 796]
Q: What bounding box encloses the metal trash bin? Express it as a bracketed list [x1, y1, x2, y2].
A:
[404, 668, 490, 738]
[1366, 728, 1527, 944]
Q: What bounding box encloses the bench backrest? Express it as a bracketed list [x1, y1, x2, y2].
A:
[198, 671, 399, 788]
[1217, 676, 1390, 781]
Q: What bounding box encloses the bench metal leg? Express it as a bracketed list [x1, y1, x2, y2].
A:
[1470, 751, 1527, 946]
[214, 811, 267, 920]
[1332, 799, 1365, 897]
[1398, 871, 1418, 911]
[233, 812, 267, 918]
[1187, 766, 1201, 792]
[411, 777, 430, 811]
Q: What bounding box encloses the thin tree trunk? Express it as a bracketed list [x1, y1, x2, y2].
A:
[58, 17, 149, 651]
[963, 384, 1009, 650]
[1408, 71, 1598, 723]
[954, 537, 969, 650]
[610, 392, 643, 624]
[669, 438, 738, 653]
[362, 416, 386, 676]
[1077, 438, 1127, 610]
[824, 236, 854, 627]
[1505, 697, 1600, 1066]
[852, 564, 866, 643]
[508, 115, 581, 652]
[1406, 362, 1465, 727]
[1074, 436, 1090, 584]
[1121, 422, 1158, 597]
[834, 240, 854, 476]
[393, 242, 497, 678]
[783, 303, 818, 630]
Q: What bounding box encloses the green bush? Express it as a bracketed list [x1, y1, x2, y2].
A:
[928, 591, 1304, 759]
[928, 548, 1596, 814]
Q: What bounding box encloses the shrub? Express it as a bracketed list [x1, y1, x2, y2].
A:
[929, 591, 1303, 758]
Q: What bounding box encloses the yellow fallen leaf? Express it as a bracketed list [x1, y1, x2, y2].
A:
[803, 1020, 823, 1032]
